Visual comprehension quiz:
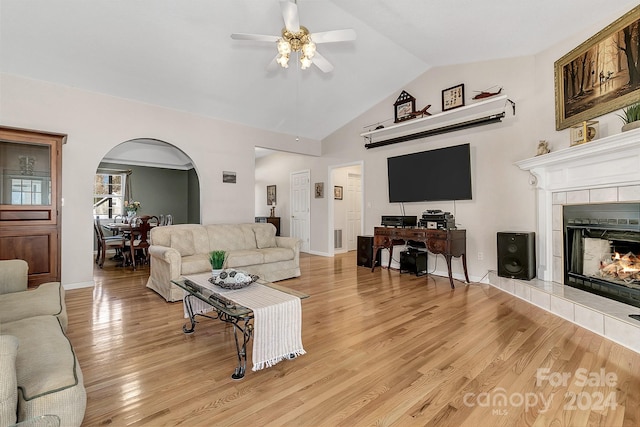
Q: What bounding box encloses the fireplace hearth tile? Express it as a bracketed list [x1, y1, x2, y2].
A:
[514, 282, 531, 300]
[550, 295, 574, 321]
[530, 287, 551, 310]
[604, 317, 640, 353]
[489, 271, 640, 354]
[575, 305, 604, 334]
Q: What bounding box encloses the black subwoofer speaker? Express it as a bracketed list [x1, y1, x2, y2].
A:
[400, 250, 428, 276]
[497, 232, 536, 280]
[357, 235, 380, 268]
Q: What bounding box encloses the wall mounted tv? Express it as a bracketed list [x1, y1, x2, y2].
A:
[387, 143, 472, 202]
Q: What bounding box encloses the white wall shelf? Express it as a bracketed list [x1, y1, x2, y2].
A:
[361, 94, 514, 149]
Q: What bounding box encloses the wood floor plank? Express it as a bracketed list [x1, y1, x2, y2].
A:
[64, 252, 640, 426]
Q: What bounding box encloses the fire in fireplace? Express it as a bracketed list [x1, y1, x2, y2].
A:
[564, 203, 640, 308]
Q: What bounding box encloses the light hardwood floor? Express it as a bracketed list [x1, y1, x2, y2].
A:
[67, 252, 640, 426]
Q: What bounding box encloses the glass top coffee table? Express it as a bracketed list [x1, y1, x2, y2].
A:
[172, 275, 308, 379]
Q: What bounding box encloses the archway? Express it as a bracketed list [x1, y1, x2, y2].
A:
[93, 138, 200, 269]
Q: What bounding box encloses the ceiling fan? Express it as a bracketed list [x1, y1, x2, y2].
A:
[230, 0, 356, 73]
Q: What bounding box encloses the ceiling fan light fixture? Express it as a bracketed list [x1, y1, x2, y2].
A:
[302, 40, 316, 59]
[277, 53, 290, 68]
[300, 55, 312, 69]
[231, 2, 355, 73]
[277, 38, 291, 55]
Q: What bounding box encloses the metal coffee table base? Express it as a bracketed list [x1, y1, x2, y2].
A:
[182, 294, 254, 380]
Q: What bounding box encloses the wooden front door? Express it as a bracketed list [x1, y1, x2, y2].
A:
[0, 126, 64, 287]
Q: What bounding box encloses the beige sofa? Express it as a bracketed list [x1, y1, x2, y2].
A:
[0, 259, 86, 427]
[146, 223, 301, 302]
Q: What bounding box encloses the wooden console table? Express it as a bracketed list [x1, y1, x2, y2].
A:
[372, 227, 469, 288]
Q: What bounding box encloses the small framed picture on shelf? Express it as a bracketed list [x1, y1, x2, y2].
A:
[570, 120, 599, 146]
[442, 84, 465, 111]
[393, 90, 416, 123]
[334, 186, 343, 200]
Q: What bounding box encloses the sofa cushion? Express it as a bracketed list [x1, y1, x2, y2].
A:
[0, 282, 68, 331]
[180, 254, 211, 275]
[0, 335, 18, 426]
[3, 316, 86, 426]
[254, 224, 277, 249]
[207, 225, 257, 251]
[226, 250, 264, 268]
[170, 230, 197, 256]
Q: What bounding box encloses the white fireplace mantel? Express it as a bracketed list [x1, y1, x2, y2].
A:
[515, 128, 640, 281]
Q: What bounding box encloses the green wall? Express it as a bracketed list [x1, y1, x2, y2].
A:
[99, 162, 200, 224]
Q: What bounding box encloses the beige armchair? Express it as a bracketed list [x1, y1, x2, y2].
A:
[0, 259, 86, 426]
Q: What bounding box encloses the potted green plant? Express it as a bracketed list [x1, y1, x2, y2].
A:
[618, 102, 640, 132]
[209, 250, 226, 276]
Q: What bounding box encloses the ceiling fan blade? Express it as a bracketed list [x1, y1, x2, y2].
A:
[280, 0, 300, 33]
[231, 33, 279, 43]
[266, 55, 279, 72]
[312, 51, 334, 73]
[311, 29, 356, 44]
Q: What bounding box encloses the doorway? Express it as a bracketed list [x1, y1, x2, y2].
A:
[330, 162, 364, 255]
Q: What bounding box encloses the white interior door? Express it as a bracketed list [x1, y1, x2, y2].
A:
[290, 170, 310, 253]
[346, 173, 361, 251]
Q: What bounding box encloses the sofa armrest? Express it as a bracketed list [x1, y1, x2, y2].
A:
[149, 245, 181, 264]
[0, 259, 28, 295]
[148, 245, 183, 281]
[275, 236, 300, 251]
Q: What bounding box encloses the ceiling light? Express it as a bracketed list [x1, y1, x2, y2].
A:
[276, 54, 290, 68]
[300, 55, 312, 69]
[277, 26, 315, 70]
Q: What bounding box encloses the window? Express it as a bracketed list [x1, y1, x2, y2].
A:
[11, 178, 50, 205]
[93, 172, 126, 219]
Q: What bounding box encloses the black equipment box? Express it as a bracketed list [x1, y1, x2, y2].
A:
[400, 249, 428, 276]
[381, 215, 417, 228]
[420, 210, 456, 230]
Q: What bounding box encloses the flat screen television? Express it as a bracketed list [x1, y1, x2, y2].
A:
[387, 143, 472, 202]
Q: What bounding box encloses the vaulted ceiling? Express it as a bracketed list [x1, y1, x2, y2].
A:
[1, 1, 638, 141]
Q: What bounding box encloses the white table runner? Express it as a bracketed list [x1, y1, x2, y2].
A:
[182, 273, 305, 371]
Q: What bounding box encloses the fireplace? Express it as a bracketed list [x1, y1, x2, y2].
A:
[564, 203, 640, 308]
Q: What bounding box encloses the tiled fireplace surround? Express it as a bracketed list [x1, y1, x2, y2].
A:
[488, 129, 640, 353]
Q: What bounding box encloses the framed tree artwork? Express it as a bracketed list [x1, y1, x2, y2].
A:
[555, 6, 640, 130]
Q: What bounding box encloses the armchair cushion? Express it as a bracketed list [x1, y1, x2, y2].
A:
[3, 316, 86, 427]
[0, 282, 68, 331]
[0, 259, 28, 295]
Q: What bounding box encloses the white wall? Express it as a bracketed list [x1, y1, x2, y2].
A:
[0, 74, 321, 288]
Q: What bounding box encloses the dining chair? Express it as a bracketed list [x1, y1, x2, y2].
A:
[94, 216, 126, 268]
[164, 214, 173, 226]
[124, 215, 154, 270]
